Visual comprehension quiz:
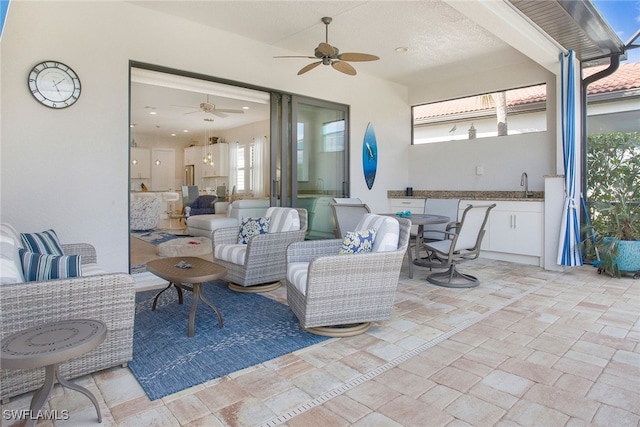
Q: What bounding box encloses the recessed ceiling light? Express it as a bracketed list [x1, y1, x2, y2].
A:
[395, 46, 409, 53]
[149, 111, 157, 115]
[242, 106, 250, 110]
[171, 133, 176, 137]
[183, 129, 189, 133]
[130, 124, 136, 128]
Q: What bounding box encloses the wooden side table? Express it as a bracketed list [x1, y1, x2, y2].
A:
[146, 257, 227, 337]
[1, 319, 106, 426]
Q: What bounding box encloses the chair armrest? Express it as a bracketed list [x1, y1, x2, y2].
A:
[287, 239, 343, 263]
[212, 226, 240, 245]
[62, 243, 97, 264]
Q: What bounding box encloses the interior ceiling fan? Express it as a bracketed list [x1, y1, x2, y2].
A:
[176, 95, 244, 118]
[275, 16, 379, 76]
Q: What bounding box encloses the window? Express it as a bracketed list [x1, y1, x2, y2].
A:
[412, 83, 547, 144]
[322, 119, 345, 152]
[236, 144, 246, 192]
[235, 143, 258, 194]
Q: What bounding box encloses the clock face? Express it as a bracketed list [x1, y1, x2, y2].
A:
[28, 61, 81, 109]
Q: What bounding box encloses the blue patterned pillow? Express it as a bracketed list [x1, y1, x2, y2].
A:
[20, 229, 64, 255]
[339, 229, 376, 255]
[237, 216, 271, 244]
[19, 249, 82, 282]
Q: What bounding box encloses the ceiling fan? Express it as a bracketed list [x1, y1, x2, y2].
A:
[175, 95, 244, 118]
[275, 16, 379, 76]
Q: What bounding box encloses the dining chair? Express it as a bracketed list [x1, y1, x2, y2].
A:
[329, 201, 371, 238]
[422, 204, 495, 288]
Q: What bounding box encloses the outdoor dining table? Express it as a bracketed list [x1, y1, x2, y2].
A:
[385, 213, 450, 279]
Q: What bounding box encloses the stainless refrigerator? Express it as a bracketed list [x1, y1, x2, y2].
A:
[184, 165, 195, 186]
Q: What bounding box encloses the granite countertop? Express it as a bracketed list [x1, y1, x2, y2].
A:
[388, 190, 544, 201]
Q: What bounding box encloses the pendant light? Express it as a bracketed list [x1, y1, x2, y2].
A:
[154, 126, 162, 166]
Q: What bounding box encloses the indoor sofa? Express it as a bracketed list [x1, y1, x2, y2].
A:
[186, 199, 270, 238]
[0, 223, 135, 401]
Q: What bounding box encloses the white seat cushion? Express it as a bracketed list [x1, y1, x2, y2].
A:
[356, 214, 400, 252]
[287, 262, 309, 295]
[215, 244, 247, 265]
[265, 207, 300, 233]
[1, 224, 25, 284]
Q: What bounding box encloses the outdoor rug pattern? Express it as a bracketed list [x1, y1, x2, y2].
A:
[131, 230, 185, 246]
[128, 282, 329, 400]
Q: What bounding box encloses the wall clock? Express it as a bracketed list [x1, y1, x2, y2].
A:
[28, 61, 81, 109]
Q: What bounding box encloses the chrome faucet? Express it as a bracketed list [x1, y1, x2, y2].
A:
[520, 172, 531, 198]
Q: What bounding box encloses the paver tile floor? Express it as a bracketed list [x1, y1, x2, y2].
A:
[2, 258, 638, 426]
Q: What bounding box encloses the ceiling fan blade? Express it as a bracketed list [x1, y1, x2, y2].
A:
[215, 109, 244, 114]
[332, 61, 357, 76]
[211, 111, 228, 118]
[317, 42, 336, 56]
[274, 55, 317, 59]
[184, 110, 202, 115]
[338, 52, 380, 62]
[298, 61, 322, 75]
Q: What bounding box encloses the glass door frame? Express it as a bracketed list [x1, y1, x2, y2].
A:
[270, 93, 350, 208]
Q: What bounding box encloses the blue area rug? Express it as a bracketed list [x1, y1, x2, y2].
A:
[129, 282, 329, 400]
[131, 230, 184, 246]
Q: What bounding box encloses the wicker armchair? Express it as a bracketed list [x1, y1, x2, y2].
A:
[0, 240, 135, 401]
[286, 214, 411, 337]
[212, 207, 308, 292]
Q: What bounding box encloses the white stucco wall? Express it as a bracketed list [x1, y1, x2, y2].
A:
[1, 1, 409, 271]
[407, 59, 558, 192]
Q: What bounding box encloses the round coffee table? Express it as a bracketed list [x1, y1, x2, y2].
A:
[146, 257, 227, 337]
[1, 319, 106, 426]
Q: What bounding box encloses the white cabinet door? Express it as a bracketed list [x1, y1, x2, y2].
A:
[184, 146, 200, 166]
[131, 148, 150, 179]
[202, 143, 229, 177]
[151, 148, 175, 191]
[486, 202, 543, 256]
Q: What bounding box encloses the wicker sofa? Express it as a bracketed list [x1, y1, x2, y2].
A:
[0, 223, 135, 401]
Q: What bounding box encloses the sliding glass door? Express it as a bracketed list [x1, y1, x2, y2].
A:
[271, 94, 350, 239]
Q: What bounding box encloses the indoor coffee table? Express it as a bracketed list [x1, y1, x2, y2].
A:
[0, 319, 106, 427]
[146, 257, 227, 337]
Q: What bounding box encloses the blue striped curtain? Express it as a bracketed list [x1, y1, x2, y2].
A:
[557, 50, 583, 266]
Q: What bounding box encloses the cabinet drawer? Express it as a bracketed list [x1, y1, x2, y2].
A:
[390, 198, 425, 213]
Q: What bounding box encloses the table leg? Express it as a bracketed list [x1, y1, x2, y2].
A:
[27, 365, 56, 427]
[153, 282, 184, 310]
[195, 283, 223, 329]
[187, 283, 223, 337]
[55, 365, 102, 423]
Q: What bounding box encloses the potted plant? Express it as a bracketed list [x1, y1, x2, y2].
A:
[589, 193, 640, 278]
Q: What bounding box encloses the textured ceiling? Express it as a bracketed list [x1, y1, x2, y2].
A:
[128, 0, 622, 139]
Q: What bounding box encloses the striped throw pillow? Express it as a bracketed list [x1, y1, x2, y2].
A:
[20, 229, 64, 255]
[19, 249, 82, 282]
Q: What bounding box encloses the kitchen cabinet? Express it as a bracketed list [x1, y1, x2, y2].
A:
[184, 146, 201, 166]
[459, 200, 543, 265]
[202, 143, 229, 177]
[389, 198, 425, 214]
[131, 148, 150, 179]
